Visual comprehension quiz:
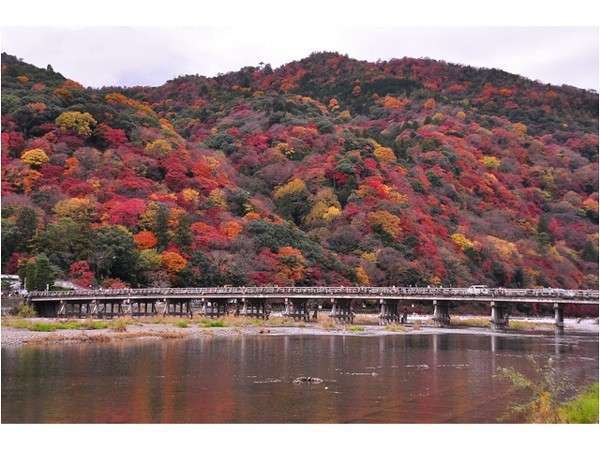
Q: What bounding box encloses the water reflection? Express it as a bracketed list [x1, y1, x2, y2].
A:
[2, 333, 598, 423]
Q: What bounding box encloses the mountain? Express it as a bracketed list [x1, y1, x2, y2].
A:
[1, 51, 598, 291]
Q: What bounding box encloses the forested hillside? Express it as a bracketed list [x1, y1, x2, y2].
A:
[2, 51, 598, 290]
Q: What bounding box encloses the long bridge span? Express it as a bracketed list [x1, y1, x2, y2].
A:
[27, 286, 599, 330]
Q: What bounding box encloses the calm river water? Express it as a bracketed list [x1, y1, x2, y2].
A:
[2, 332, 598, 423]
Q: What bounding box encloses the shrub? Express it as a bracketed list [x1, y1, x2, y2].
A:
[175, 320, 189, 328]
[109, 318, 128, 332]
[16, 303, 37, 318]
[198, 319, 225, 328]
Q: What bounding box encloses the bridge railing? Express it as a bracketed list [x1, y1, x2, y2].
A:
[26, 286, 599, 300]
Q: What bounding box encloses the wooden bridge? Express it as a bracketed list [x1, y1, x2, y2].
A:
[27, 286, 599, 331]
[27, 286, 599, 328]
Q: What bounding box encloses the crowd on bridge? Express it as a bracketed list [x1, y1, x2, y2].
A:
[28, 285, 599, 300]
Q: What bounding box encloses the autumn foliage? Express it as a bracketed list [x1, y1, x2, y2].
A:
[1, 51, 598, 293]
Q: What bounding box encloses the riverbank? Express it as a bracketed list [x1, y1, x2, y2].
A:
[558, 382, 599, 423]
[2, 314, 598, 348]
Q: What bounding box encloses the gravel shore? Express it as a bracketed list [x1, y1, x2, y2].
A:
[2, 315, 597, 348]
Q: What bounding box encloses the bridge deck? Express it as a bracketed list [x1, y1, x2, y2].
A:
[27, 286, 600, 304]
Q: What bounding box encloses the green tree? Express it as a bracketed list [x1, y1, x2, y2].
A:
[91, 226, 139, 284]
[1, 207, 39, 267]
[185, 251, 222, 287]
[273, 178, 310, 226]
[154, 204, 170, 251]
[19, 254, 56, 291]
[35, 218, 93, 271]
[1, 219, 17, 271]
[14, 207, 38, 251]
[174, 214, 192, 252]
[582, 241, 599, 262]
[536, 214, 553, 246]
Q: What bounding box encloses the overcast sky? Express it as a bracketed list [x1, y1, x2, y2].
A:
[1, 27, 598, 90]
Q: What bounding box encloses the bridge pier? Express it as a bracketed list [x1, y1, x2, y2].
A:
[132, 300, 158, 317]
[33, 300, 61, 317]
[59, 300, 95, 318]
[554, 303, 564, 333]
[239, 298, 270, 319]
[379, 299, 400, 324]
[432, 300, 450, 327]
[203, 299, 229, 317]
[330, 298, 354, 323]
[98, 300, 125, 318]
[283, 298, 314, 321]
[490, 301, 509, 330]
[163, 299, 192, 318]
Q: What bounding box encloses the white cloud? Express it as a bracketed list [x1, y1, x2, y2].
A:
[1, 26, 597, 89]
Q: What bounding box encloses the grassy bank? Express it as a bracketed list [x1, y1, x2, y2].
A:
[3, 317, 113, 332]
[450, 317, 554, 331]
[3, 315, 560, 333]
[558, 383, 599, 423]
[2, 315, 305, 332]
[498, 360, 599, 423]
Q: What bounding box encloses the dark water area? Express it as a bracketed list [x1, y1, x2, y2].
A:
[2, 332, 598, 423]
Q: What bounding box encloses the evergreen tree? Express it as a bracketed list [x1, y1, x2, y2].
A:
[15, 207, 37, 251]
[20, 254, 55, 291]
[174, 214, 192, 252]
[154, 204, 170, 251]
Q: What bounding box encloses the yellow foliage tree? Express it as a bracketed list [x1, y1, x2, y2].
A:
[55, 111, 97, 136]
[54, 197, 96, 222]
[105, 92, 157, 118]
[451, 233, 474, 251]
[274, 142, 294, 159]
[355, 266, 370, 285]
[368, 211, 402, 238]
[181, 188, 200, 204]
[20, 148, 49, 168]
[513, 122, 528, 136]
[432, 112, 445, 123]
[145, 139, 172, 157]
[487, 235, 518, 259]
[140, 202, 160, 230]
[207, 189, 227, 209]
[374, 145, 396, 163]
[481, 156, 501, 170]
[305, 188, 342, 225]
[361, 251, 377, 263]
[273, 178, 307, 200]
[322, 206, 342, 221]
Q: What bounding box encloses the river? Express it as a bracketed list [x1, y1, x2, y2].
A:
[2, 331, 598, 423]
